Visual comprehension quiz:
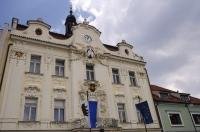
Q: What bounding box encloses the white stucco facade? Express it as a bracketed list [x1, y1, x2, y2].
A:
[0, 17, 160, 131]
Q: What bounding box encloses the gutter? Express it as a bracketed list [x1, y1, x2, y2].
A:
[0, 43, 13, 91]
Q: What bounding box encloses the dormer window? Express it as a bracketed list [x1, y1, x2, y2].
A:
[159, 92, 169, 99]
[180, 94, 190, 102]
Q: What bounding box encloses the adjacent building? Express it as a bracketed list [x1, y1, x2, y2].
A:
[151, 85, 200, 132]
[0, 9, 161, 131]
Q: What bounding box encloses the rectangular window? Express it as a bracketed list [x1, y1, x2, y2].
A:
[86, 64, 94, 81]
[117, 103, 127, 123]
[192, 113, 200, 125]
[54, 100, 65, 122]
[129, 71, 137, 86]
[112, 68, 120, 84]
[168, 112, 183, 126]
[23, 98, 37, 121]
[29, 55, 41, 74]
[55, 59, 65, 76]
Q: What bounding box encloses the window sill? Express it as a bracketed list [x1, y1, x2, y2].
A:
[18, 121, 40, 123]
[84, 79, 98, 83]
[25, 72, 43, 76]
[52, 75, 68, 79]
[171, 124, 184, 127]
[50, 121, 68, 124]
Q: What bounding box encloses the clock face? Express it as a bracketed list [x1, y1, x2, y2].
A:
[84, 34, 92, 43]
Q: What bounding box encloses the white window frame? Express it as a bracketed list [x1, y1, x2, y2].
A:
[167, 112, 184, 127]
[112, 68, 120, 84]
[117, 103, 127, 123]
[86, 64, 95, 81]
[191, 113, 200, 126]
[55, 59, 65, 76]
[23, 98, 37, 121]
[54, 100, 65, 122]
[29, 55, 41, 74]
[129, 71, 137, 86]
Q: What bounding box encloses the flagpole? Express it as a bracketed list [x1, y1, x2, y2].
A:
[137, 96, 147, 132]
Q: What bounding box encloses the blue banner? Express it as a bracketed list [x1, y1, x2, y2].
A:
[88, 101, 97, 128]
[136, 101, 153, 124]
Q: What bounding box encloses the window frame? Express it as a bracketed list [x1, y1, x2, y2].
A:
[29, 55, 41, 74]
[191, 113, 200, 126]
[23, 98, 38, 121]
[86, 64, 95, 81]
[129, 71, 137, 86]
[55, 59, 65, 77]
[54, 100, 65, 122]
[112, 68, 120, 84]
[117, 103, 127, 123]
[167, 112, 184, 127]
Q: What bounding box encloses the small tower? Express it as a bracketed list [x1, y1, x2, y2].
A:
[65, 6, 77, 37]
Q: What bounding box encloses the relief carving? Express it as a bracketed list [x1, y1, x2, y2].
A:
[9, 49, 26, 65]
[24, 86, 40, 97]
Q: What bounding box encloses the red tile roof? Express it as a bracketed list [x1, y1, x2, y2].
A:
[150, 85, 200, 104]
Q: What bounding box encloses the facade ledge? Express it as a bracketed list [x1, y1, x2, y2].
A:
[50, 121, 69, 124]
[112, 83, 124, 86]
[18, 121, 41, 124]
[52, 75, 68, 79]
[25, 72, 43, 76]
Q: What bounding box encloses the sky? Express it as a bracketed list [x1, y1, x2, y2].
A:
[0, 0, 200, 98]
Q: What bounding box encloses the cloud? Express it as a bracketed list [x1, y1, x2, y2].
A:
[71, 0, 200, 98]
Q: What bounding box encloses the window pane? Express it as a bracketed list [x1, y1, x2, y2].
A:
[117, 103, 126, 123]
[86, 65, 93, 70]
[23, 106, 30, 121]
[30, 55, 41, 73]
[86, 71, 90, 80]
[60, 109, 64, 122]
[192, 114, 200, 125]
[116, 75, 120, 84]
[169, 113, 182, 125]
[112, 69, 118, 74]
[29, 62, 34, 73]
[55, 66, 59, 75]
[56, 60, 64, 66]
[90, 72, 94, 80]
[54, 108, 59, 121]
[60, 67, 64, 76]
[35, 63, 40, 73]
[30, 107, 36, 121]
[122, 111, 126, 122]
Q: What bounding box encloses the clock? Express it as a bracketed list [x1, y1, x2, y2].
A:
[84, 34, 92, 43]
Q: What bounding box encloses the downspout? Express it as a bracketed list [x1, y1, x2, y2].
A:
[144, 68, 163, 132]
[0, 43, 13, 91]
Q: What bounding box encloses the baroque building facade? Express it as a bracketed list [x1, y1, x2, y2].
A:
[0, 10, 160, 131]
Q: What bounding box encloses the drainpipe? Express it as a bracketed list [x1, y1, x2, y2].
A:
[0, 43, 13, 91]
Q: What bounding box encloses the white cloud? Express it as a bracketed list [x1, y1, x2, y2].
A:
[71, 0, 200, 98]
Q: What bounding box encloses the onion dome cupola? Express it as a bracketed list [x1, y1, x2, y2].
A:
[65, 7, 77, 37]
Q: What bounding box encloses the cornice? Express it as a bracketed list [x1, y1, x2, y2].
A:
[104, 53, 146, 65]
[10, 34, 79, 52]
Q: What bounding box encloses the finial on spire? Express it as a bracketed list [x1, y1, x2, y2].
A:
[69, 4, 73, 15]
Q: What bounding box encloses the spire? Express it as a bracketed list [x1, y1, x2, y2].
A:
[65, 4, 77, 37]
[69, 4, 73, 15]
